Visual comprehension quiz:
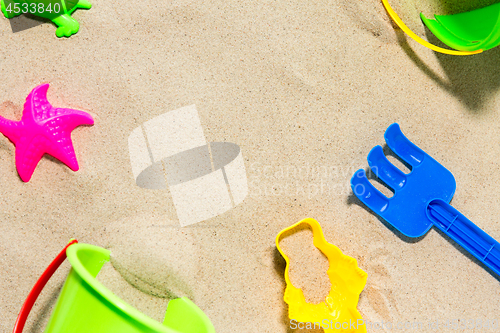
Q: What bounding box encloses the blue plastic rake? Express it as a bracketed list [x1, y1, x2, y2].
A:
[351, 123, 500, 277]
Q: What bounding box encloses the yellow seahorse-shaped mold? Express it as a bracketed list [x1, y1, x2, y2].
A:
[276, 218, 367, 332]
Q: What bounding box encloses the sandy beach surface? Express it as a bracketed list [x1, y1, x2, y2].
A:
[1, 0, 500, 332]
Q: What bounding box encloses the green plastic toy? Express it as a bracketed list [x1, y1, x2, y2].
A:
[1, 0, 91, 37]
[13, 241, 216, 333]
[421, 3, 500, 52]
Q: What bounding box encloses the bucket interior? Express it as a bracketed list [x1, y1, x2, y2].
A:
[44, 243, 214, 333]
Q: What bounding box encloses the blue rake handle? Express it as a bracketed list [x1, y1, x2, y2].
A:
[427, 199, 500, 277]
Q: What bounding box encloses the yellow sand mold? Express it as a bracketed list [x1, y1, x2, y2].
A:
[276, 218, 368, 332]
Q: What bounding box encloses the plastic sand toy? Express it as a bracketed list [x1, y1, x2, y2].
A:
[351, 123, 500, 278]
[421, 3, 500, 52]
[1, 0, 91, 37]
[0, 84, 94, 182]
[381, 0, 483, 55]
[13, 240, 216, 333]
[276, 218, 368, 332]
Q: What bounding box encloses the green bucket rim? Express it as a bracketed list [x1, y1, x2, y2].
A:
[66, 243, 177, 333]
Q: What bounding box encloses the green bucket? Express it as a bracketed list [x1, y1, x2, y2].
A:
[421, 3, 500, 52]
[14, 242, 216, 333]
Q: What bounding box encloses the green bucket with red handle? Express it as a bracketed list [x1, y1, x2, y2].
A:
[13, 240, 216, 333]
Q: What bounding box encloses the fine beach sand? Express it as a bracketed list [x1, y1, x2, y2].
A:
[1, 0, 500, 332]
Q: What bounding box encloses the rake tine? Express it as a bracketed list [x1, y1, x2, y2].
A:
[351, 169, 390, 214]
[384, 124, 425, 168]
[368, 145, 407, 191]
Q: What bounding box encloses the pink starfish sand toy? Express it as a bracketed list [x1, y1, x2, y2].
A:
[0, 84, 94, 182]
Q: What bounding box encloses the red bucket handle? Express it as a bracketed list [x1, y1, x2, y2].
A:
[12, 239, 78, 333]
